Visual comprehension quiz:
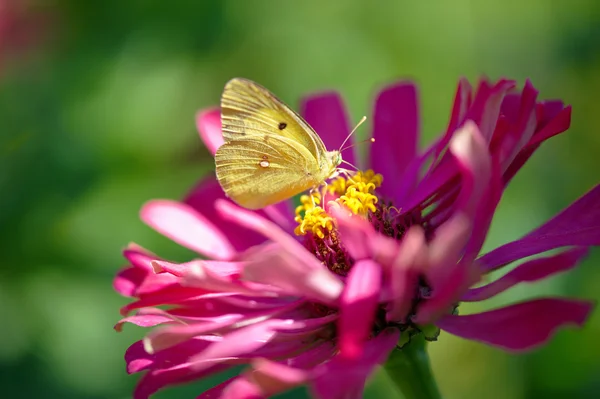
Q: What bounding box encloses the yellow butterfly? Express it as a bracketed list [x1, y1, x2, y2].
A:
[215, 78, 362, 210]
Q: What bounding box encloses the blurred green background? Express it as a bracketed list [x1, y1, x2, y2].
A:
[1, 0, 599, 398]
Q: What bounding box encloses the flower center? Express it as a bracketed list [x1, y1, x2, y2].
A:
[294, 170, 384, 276]
[294, 170, 442, 342]
[295, 169, 426, 275]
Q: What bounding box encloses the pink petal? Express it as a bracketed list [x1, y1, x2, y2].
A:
[144, 314, 244, 353]
[329, 205, 373, 260]
[461, 157, 503, 265]
[141, 200, 236, 260]
[312, 328, 400, 399]
[300, 92, 356, 164]
[370, 81, 419, 199]
[126, 337, 213, 373]
[184, 179, 268, 250]
[242, 358, 310, 397]
[339, 260, 382, 359]
[387, 226, 426, 322]
[437, 298, 594, 352]
[467, 79, 515, 142]
[300, 92, 355, 166]
[182, 260, 290, 298]
[449, 121, 491, 217]
[119, 287, 228, 316]
[196, 108, 223, 155]
[188, 320, 297, 372]
[503, 103, 571, 186]
[425, 78, 473, 175]
[243, 248, 343, 303]
[197, 378, 236, 399]
[479, 183, 600, 271]
[115, 246, 160, 296]
[215, 200, 324, 271]
[114, 266, 147, 297]
[529, 105, 571, 147]
[259, 200, 295, 234]
[219, 377, 265, 399]
[416, 215, 482, 325]
[115, 314, 177, 332]
[463, 247, 588, 302]
[126, 340, 154, 374]
[496, 80, 538, 172]
[135, 362, 228, 399]
[123, 244, 156, 270]
[135, 273, 180, 296]
[438, 78, 473, 154]
[185, 178, 293, 246]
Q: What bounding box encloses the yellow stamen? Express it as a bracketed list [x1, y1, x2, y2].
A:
[328, 177, 349, 196]
[294, 169, 383, 236]
[294, 206, 335, 238]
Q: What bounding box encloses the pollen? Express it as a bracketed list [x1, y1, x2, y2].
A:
[294, 169, 383, 236]
[294, 206, 335, 239]
[294, 192, 334, 238]
[336, 169, 383, 217]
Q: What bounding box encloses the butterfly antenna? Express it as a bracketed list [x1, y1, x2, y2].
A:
[339, 116, 367, 152]
[341, 137, 376, 152]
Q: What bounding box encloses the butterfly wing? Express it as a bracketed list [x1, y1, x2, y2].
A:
[221, 78, 327, 160]
[215, 135, 322, 210]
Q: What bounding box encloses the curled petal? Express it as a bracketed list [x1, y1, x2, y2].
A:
[479, 183, 600, 271]
[115, 313, 176, 332]
[244, 249, 343, 303]
[144, 313, 252, 354]
[463, 247, 588, 302]
[188, 320, 297, 372]
[387, 226, 426, 322]
[134, 362, 227, 399]
[339, 260, 382, 359]
[467, 79, 515, 142]
[220, 377, 265, 399]
[123, 244, 156, 270]
[329, 205, 373, 260]
[215, 200, 324, 271]
[449, 120, 491, 217]
[496, 80, 538, 171]
[529, 104, 571, 147]
[114, 266, 147, 297]
[329, 204, 399, 265]
[312, 328, 400, 399]
[244, 358, 310, 397]
[437, 298, 594, 352]
[141, 200, 236, 260]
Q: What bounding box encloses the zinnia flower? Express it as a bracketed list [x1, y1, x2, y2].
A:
[115, 77, 598, 399]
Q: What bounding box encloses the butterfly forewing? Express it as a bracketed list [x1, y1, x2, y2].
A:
[215, 135, 323, 210]
[221, 78, 327, 160]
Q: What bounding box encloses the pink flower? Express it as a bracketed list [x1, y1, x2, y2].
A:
[115, 78, 598, 399]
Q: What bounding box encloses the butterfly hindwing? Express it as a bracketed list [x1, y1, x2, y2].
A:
[215, 134, 322, 210]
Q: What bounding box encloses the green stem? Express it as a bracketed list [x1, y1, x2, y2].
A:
[383, 335, 442, 399]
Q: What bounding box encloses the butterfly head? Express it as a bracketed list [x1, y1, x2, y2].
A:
[325, 150, 343, 175]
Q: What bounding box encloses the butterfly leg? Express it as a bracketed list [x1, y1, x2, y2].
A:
[338, 168, 357, 184]
[320, 181, 329, 209]
[308, 187, 317, 208]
